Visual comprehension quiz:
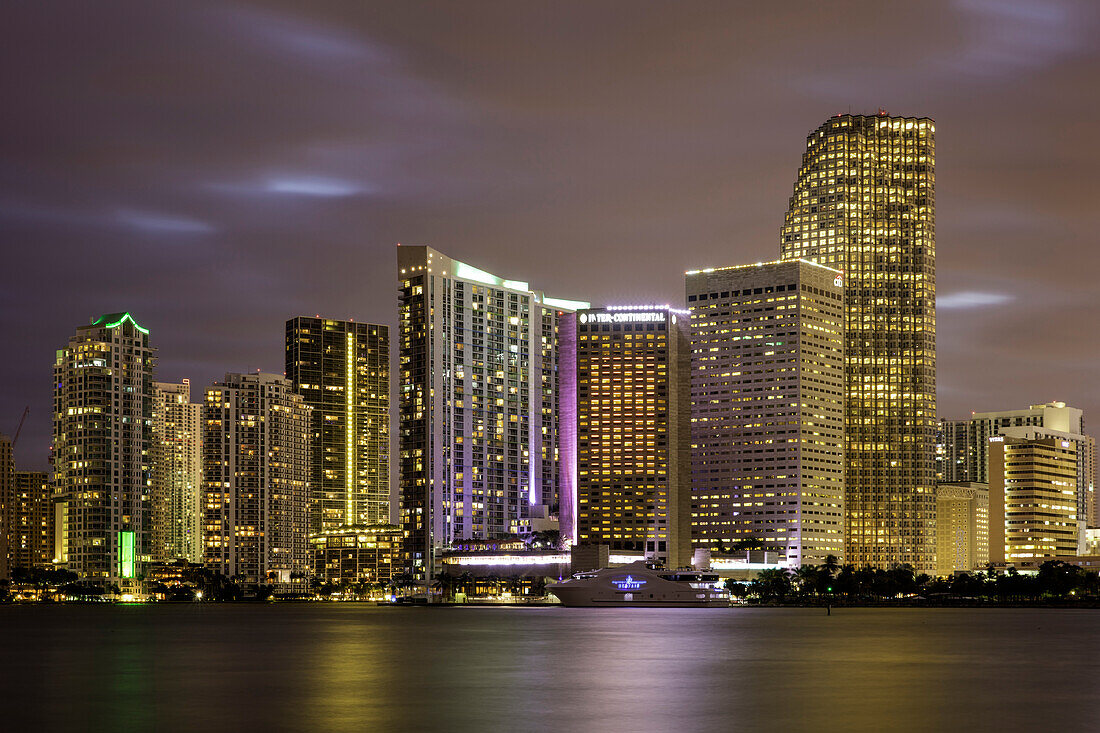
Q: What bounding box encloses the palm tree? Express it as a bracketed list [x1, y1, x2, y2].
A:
[794, 565, 820, 598]
[752, 568, 792, 603]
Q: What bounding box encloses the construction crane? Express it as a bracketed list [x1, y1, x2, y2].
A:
[12, 406, 29, 447]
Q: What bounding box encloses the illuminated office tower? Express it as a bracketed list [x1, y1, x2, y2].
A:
[940, 402, 1094, 543]
[574, 305, 691, 569]
[398, 245, 587, 582]
[286, 317, 390, 531]
[780, 112, 936, 571]
[988, 435, 1078, 563]
[6, 471, 53, 571]
[53, 313, 154, 589]
[686, 260, 845, 566]
[150, 381, 202, 563]
[202, 373, 311, 590]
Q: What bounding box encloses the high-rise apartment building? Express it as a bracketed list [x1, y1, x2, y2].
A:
[150, 380, 202, 563]
[286, 317, 390, 531]
[686, 260, 845, 566]
[780, 112, 937, 571]
[934, 482, 989, 576]
[7, 471, 53, 572]
[53, 313, 155, 588]
[940, 402, 1094, 543]
[202, 373, 311, 590]
[398, 245, 587, 582]
[0, 434, 10, 579]
[988, 435, 1078, 563]
[574, 305, 691, 568]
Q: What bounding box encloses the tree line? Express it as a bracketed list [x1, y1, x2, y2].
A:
[737, 556, 1100, 604]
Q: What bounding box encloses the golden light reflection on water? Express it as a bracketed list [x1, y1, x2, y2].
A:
[2, 605, 1099, 733]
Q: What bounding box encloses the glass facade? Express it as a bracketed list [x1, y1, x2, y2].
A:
[286, 318, 390, 532]
[397, 245, 586, 582]
[780, 113, 937, 571]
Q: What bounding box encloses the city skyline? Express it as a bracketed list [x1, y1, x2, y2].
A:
[5, 3, 1100, 472]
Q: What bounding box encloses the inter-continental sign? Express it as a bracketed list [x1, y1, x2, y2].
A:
[580, 312, 665, 325]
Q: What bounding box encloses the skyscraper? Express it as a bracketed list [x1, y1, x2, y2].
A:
[53, 312, 155, 589]
[686, 260, 845, 566]
[202, 373, 311, 591]
[397, 245, 587, 582]
[150, 380, 202, 563]
[574, 305, 691, 568]
[286, 317, 390, 531]
[780, 113, 937, 571]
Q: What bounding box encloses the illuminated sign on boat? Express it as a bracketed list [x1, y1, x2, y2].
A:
[611, 575, 646, 591]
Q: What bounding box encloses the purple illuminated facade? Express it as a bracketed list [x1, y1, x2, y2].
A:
[557, 312, 579, 544]
[397, 246, 587, 581]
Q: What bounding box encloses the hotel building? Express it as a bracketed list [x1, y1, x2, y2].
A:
[988, 435, 1078, 563]
[780, 112, 937, 572]
[934, 482, 989, 575]
[286, 317, 390, 531]
[150, 380, 202, 563]
[574, 305, 691, 569]
[202, 373, 311, 590]
[397, 245, 587, 582]
[687, 260, 845, 566]
[53, 313, 155, 588]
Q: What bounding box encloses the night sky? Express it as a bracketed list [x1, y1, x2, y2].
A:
[3, 1, 1100, 471]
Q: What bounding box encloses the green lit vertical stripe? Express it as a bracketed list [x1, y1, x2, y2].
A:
[118, 530, 135, 578]
[346, 331, 355, 526]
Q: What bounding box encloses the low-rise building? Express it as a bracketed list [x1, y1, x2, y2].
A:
[310, 524, 403, 585]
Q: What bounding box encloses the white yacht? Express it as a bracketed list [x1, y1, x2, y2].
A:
[548, 560, 730, 608]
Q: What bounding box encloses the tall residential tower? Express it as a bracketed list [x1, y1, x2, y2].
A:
[780, 113, 937, 571]
[397, 245, 587, 582]
[53, 313, 155, 589]
[286, 317, 390, 530]
[151, 380, 203, 563]
[202, 373, 311, 590]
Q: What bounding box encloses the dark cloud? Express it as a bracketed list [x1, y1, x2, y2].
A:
[3, 1, 1100, 468]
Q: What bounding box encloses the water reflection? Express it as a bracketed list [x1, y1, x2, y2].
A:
[1, 606, 1098, 732]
